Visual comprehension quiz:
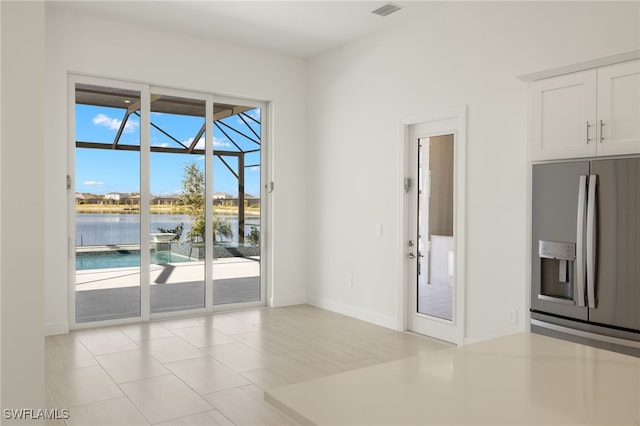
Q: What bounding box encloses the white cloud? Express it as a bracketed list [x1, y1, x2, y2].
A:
[246, 109, 260, 121]
[92, 113, 139, 133]
[214, 137, 232, 148]
[152, 142, 170, 148]
[183, 136, 232, 150]
[83, 180, 104, 186]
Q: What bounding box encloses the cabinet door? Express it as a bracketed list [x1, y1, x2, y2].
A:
[597, 60, 640, 156]
[530, 70, 597, 161]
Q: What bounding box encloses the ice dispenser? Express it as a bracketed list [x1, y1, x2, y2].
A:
[538, 240, 576, 304]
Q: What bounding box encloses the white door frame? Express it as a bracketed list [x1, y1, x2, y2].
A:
[68, 73, 271, 328]
[397, 106, 467, 345]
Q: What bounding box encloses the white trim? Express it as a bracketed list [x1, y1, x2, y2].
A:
[261, 102, 272, 307]
[44, 322, 70, 337]
[518, 49, 640, 82]
[398, 106, 467, 345]
[307, 296, 398, 330]
[140, 84, 151, 321]
[212, 95, 266, 111]
[463, 337, 480, 345]
[260, 102, 276, 307]
[211, 300, 265, 313]
[271, 295, 308, 308]
[205, 94, 214, 311]
[72, 315, 169, 330]
[67, 74, 77, 327]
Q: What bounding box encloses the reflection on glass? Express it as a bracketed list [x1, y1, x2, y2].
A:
[75, 84, 141, 322]
[149, 95, 206, 314]
[417, 134, 454, 321]
[212, 106, 261, 305]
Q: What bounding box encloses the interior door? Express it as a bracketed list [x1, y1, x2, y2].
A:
[407, 121, 459, 344]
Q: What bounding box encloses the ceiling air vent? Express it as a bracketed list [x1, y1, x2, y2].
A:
[371, 3, 402, 17]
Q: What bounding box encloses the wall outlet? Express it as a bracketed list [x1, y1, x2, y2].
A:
[347, 274, 354, 288]
[508, 308, 518, 324]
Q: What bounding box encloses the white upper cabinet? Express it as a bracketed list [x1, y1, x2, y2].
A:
[596, 60, 640, 157]
[529, 59, 640, 161]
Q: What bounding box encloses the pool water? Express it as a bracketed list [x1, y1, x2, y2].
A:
[76, 250, 193, 270]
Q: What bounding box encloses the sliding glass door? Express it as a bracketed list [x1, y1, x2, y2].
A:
[71, 77, 265, 325]
[74, 83, 142, 323]
[148, 93, 207, 314]
[212, 103, 262, 306]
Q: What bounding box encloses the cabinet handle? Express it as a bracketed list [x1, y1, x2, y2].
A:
[586, 121, 592, 144]
[599, 120, 605, 143]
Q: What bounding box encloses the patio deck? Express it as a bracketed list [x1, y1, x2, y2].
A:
[76, 257, 260, 323]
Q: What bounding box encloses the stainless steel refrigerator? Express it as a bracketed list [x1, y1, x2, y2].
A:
[530, 157, 640, 356]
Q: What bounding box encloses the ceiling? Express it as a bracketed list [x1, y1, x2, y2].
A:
[48, 1, 434, 58]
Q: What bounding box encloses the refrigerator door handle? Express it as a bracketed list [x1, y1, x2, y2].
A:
[576, 175, 587, 307]
[586, 174, 597, 309]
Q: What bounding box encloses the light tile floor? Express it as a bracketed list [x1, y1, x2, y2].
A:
[45, 304, 452, 426]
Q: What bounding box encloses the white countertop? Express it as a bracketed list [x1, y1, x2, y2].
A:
[265, 333, 640, 425]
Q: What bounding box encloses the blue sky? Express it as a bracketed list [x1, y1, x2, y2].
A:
[75, 104, 261, 197]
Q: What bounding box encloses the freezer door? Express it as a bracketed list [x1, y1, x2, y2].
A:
[589, 158, 640, 331]
[531, 161, 590, 321]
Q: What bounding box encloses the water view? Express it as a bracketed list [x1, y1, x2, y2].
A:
[76, 213, 260, 246]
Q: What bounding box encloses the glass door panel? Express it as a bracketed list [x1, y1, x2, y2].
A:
[74, 84, 142, 323]
[417, 135, 454, 321]
[212, 105, 262, 305]
[149, 94, 206, 314]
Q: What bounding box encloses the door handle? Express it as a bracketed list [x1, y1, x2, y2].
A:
[408, 252, 416, 259]
[586, 174, 597, 309]
[576, 175, 587, 307]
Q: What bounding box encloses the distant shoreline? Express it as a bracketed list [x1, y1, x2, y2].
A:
[75, 204, 260, 216]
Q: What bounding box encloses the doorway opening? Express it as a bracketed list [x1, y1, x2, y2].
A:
[71, 77, 266, 325]
[401, 107, 466, 345]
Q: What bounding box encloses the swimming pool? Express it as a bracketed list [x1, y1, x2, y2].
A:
[76, 250, 193, 270]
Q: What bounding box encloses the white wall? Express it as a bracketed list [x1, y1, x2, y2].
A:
[44, 5, 308, 333]
[1, 1, 46, 416]
[305, 2, 640, 341]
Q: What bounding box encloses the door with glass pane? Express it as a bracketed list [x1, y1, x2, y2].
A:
[149, 92, 207, 314]
[74, 82, 143, 323]
[72, 78, 265, 325]
[407, 119, 462, 344]
[212, 102, 262, 306]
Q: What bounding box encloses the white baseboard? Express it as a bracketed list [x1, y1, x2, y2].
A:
[306, 296, 398, 330]
[270, 294, 307, 308]
[45, 321, 69, 336]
